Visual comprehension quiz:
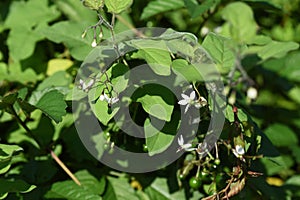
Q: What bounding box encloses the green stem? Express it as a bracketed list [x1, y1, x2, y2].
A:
[8, 105, 42, 148]
[8, 105, 81, 186]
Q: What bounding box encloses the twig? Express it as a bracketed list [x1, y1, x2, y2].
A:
[50, 150, 81, 186]
[115, 15, 146, 38]
[8, 105, 42, 148]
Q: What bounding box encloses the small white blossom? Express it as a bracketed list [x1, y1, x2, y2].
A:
[100, 93, 119, 105]
[232, 145, 245, 158]
[178, 91, 207, 113]
[78, 79, 95, 92]
[178, 91, 196, 113]
[201, 26, 210, 37]
[91, 39, 97, 47]
[247, 87, 258, 100]
[176, 135, 195, 153]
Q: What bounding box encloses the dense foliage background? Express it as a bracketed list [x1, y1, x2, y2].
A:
[1, 0, 300, 199]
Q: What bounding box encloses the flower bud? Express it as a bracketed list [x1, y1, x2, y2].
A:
[228, 91, 236, 105]
[99, 31, 103, 39]
[247, 87, 258, 100]
[91, 39, 97, 47]
[81, 30, 87, 38]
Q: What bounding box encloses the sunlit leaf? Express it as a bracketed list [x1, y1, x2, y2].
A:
[39, 21, 94, 60]
[0, 144, 23, 175]
[103, 177, 139, 200]
[258, 41, 299, 60]
[82, 0, 104, 11]
[30, 90, 67, 123]
[222, 2, 257, 43]
[202, 33, 235, 74]
[105, 0, 133, 14]
[141, 0, 185, 20]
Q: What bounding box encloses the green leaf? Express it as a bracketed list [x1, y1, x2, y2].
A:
[105, 0, 133, 14]
[39, 21, 94, 60]
[171, 59, 203, 82]
[31, 90, 67, 123]
[202, 33, 235, 74]
[21, 160, 58, 185]
[82, 0, 104, 10]
[141, 0, 185, 20]
[137, 95, 173, 122]
[264, 123, 298, 147]
[0, 62, 39, 84]
[0, 179, 36, 197]
[184, 0, 217, 18]
[130, 39, 172, 76]
[145, 177, 186, 200]
[90, 96, 120, 126]
[225, 105, 248, 123]
[258, 41, 299, 60]
[6, 25, 44, 61]
[144, 118, 174, 156]
[75, 170, 106, 195]
[4, 0, 60, 29]
[259, 156, 287, 176]
[132, 49, 172, 76]
[0, 93, 18, 109]
[0, 144, 23, 175]
[4, 0, 60, 61]
[37, 71, 73, 92]
[133, 84, 174, 121]
[103, 177, 139, 200]
[45, 181, 102, 199]
[55, 0, 97, 22]
[221, 2, 257, 43]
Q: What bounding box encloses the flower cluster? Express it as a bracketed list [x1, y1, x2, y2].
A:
[78, 79, 95, 92]
[100, 93, 119, 104]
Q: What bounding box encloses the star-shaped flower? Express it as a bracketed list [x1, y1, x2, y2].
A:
[176, 135, 195, 153]
[100, 93, 119, 105]
[178, 91, 197, 113]
[78, 79, 95, 92]
[178, 91, 207, 113]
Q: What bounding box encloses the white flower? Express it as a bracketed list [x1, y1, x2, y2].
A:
[78, 79, 95, 92]
[100, 93, 119, 105]
[178, 91, 196, 113]
[91, 39, 97, 47]
[247, 87, 258, 100]
[176, 135, 195, 153]
[178, 91, 207, 113]
[232, 145, 245, 158]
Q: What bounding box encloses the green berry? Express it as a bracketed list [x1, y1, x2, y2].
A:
[143, 144, 148, 152]
[103, 143, 109, 150]
[200, 171, 210, 183]
[178, 174, 185, 180]
[103, 132, 111, 139]
[189, 177, 202, 189]
[214, 158, 221, 165]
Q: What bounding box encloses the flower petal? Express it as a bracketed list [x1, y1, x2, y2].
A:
[190, 91, 196, 100]
[184, 104, 190, 113]
[178, 99, 188, 105]
[181, 93, 190, 100]
[178, 135, 184, 145]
